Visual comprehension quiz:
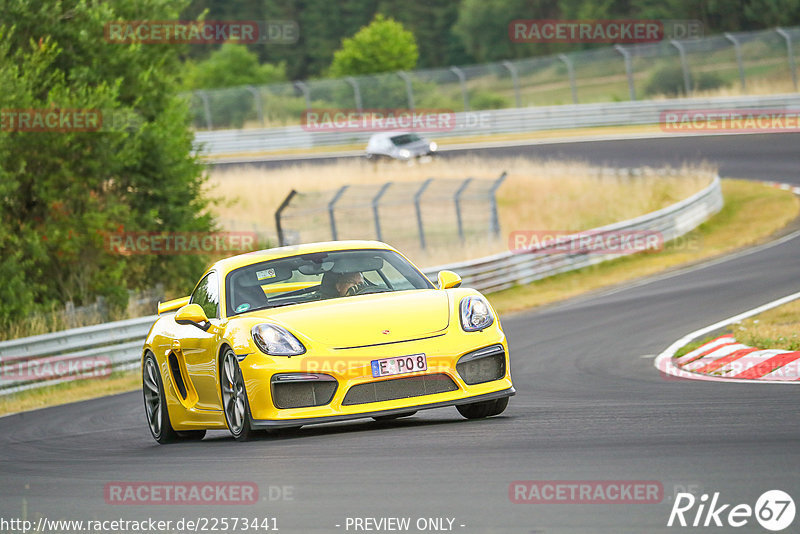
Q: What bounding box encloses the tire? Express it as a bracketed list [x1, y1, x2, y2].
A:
[220, 347, 256, 441]
[373, 411, 417, 422]
[456, 397, 509, 420]
[142, 352, 179, 444]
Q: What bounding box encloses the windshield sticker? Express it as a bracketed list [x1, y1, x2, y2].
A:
[236, 303, 251, 313]
[256, 268, 276, 280]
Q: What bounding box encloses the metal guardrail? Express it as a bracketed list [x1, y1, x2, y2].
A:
[0, 173, 721, 395]
[195, 94, 800, 157]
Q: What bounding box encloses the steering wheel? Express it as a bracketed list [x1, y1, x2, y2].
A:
[354, 284, 389, 295]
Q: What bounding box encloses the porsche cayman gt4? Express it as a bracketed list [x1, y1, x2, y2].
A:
[142, 240, 514, 443]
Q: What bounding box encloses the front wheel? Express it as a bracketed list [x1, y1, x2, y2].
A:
[221, 348, 256, 441]
[456, 397, 509, 419]
[143, 353, 179, 444]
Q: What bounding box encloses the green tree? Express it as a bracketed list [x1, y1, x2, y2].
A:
[182, 43, 287, 90]
[0, 0, 214, 328]
[329, 14, 419, 77]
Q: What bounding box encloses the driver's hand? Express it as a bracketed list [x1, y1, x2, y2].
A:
[345, 280, 366, 296]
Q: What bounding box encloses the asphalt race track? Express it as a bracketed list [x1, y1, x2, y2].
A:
[2, 133, 799, 533]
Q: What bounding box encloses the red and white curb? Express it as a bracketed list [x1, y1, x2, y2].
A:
[655, 290, 800, 384]
[673, 334, 800, 381]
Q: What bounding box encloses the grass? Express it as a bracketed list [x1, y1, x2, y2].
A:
[208, 157, 711, 267]
[487, 179, 799, 315]
[0, 371, 141, 417]
[733, 299, 800, 351]
[673, 336, 719, 359]
[671, 296, 800, 361]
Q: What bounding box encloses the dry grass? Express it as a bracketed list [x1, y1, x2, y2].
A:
[0, 372, 141, 417]
[207, 158, 712, 267]
[734, 299, 800, 351]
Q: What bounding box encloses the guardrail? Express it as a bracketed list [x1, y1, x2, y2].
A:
[196, 94, 800, 158]
[0, 173, 722, 395]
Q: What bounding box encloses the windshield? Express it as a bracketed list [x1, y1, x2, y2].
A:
[390, 133, 422, 146]
[225, 248, 434, 316]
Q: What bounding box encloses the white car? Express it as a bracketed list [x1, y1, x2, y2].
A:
[365, 131, 438, 161]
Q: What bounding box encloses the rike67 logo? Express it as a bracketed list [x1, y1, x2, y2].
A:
[668, 490, 795, 531]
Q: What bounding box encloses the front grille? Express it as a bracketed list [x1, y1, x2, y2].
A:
[271, 374, 337, 409]
[456, 345, 506, 385]
[342, 373, 458, 406]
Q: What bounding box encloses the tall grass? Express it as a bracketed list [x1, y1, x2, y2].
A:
[207, 157, 713, 266]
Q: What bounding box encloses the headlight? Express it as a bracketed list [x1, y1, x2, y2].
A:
[429, 141, 438, 152]
[252, 324, 306, 356]
[398, 148, 411, 159]
[460, 296, 494, 332]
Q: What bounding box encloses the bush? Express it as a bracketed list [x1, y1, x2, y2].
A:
[644, 63, 726, 97]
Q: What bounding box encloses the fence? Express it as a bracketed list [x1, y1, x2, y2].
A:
[195, 93, 800, 157]
[275, 173, 506, 250]
[0, 172, 721, 395]
[188, 26, 800, 131]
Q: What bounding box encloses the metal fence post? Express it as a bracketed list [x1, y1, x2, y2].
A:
[414, 179, 434, 249]
[345, 77, 363, 111]
[397, 71, 415, 111]
[294, 81, 311, 112]
[450, 66, 469, 111]
[776, 28, 798, 91]
[196, 91, 213, 130]
[501, 61, 521, 107]
[328, 186, 349, 241]
[724, 33, 747, 92]
[670, 39, 692, 95]
[557, 54, 578, 104]
[454, 178, 473, 242]
[245, 85, 265, 127]
[488, 172, 508, 238]
[614, 45, 636, 101]
[274, 189, 297, 246]
[372, 182, 392, 241]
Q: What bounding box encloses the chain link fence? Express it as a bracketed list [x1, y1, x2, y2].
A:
[275, 173, 506, 251]
[187, 26, 800, 130]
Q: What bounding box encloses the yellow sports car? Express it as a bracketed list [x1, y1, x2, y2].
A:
[141, 240, 514, 443]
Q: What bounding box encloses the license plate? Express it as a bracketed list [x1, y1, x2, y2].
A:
[371, 353, 427, 378]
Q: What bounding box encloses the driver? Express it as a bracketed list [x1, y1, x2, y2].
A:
[317, 271, 366, 299]
[336, 272, 365, 296]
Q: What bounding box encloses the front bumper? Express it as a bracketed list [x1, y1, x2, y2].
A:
[249, 386, 515, 429]
[241, 333, 513, 423]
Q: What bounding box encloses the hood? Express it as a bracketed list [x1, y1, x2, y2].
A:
[258, 289, 450, 349]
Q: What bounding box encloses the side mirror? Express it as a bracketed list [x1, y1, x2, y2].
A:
[437, 270, 462, 289]
[175, 304, 210, 330]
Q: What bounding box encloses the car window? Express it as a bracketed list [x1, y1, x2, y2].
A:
[390, 133, 421, 146]
[225, 249, 434, 316]
[190, 272, 219, 319]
